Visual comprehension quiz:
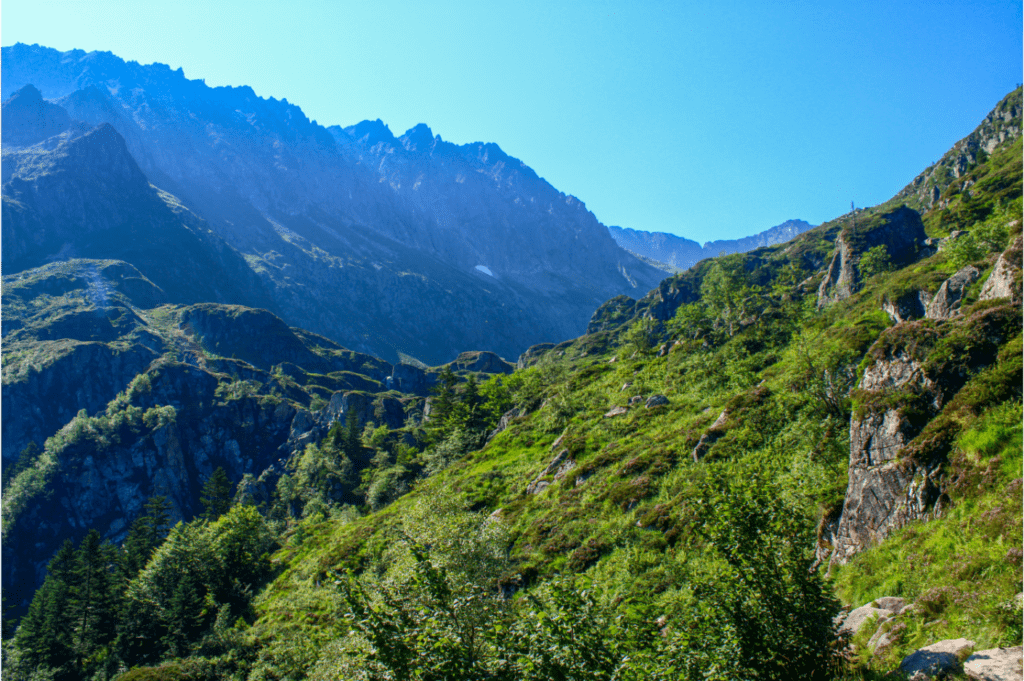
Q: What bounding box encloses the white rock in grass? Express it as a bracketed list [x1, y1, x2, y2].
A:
[963, 646, 1023, 681]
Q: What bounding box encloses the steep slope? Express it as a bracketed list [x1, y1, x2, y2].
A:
[2, 43, 665, 364]
[0, 256, 516, 614]
[3, 78, 1020, 681]
[1, 104, 275, 311]
[218, 88, 1019, 677]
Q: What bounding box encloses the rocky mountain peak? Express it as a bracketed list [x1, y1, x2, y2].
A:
[400, 123, 436, 152]
[1, 83, 72, 146]
[342, 118, 397, 146]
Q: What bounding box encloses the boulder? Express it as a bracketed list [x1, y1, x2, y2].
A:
[900, 638, 976, 680]
[925, 266, 981, 320]
[883, 290, 931, 323]
[979, 236, 1022, 303]
[839, 605, 891, 637]
[963, 646, 1023, 681]
[645, 394, 669, 408]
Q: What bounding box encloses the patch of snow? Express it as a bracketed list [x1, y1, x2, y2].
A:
[475, 265, 494, 277]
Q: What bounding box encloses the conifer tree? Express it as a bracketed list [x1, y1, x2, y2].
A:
[342, 407, 362, 459]
[70, 530, 117, 669]
[122, 495, 173, 579]
[14, 540, 76, 674]
[200, 467, 232, 521]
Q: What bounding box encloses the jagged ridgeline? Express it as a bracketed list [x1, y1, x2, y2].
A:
[2, 80, 1021, 681]
[1, 43, 667, 366]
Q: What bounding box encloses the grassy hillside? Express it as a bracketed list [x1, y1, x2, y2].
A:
[3, 90, 1021, 681]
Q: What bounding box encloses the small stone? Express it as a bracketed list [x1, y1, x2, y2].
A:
[604, 405, 629, 418]
[628, 396, 643, 407]
[620, 382, 632, 392]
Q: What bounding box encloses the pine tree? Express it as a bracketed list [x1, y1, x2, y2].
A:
[2, 441, 40, 488]
[122, 495, 173, 579]
[14, 540, 76, 674]
[429, 365, 459, 438]
[161, 572, 205, 657]
[70, 530, 117, 670]
[200, 467, 232, 521]
[342, 407, 362, 459]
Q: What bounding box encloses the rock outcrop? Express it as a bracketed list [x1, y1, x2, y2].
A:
[827, 347, 943, 566]
[979, 236, 1022, 303]
[818, 207, 928, 306]
[964, 646, 1023, 681]
[825, 301, 1022, 568]
[925, 266, 981, 319]
[883, 290, 931, 323]
[900, 638, 976, 680]
[692, 410, 729, 461]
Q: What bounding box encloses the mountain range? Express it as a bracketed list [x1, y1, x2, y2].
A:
[2, 43, 668, 367]
[608, 218, 814, 272]
[1, 41, 1021, 681]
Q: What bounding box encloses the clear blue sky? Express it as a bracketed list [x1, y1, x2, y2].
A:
[3, 1, 1021, 243]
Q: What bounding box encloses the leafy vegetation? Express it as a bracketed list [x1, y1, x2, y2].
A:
[3, 89, 1021, 680]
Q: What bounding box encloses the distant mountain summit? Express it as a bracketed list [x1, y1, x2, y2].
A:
[2, 43, 665, 365]
[608, 219, 814, 271]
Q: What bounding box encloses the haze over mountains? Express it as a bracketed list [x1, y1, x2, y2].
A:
[608, 219, 814, 272]
[1, 33, 1021, 678]
[2, 43, 671, 366]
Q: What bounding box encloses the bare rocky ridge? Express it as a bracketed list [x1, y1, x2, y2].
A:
[2, 43, 666, 365]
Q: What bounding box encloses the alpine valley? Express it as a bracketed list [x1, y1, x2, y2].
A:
[1, 43, 1021, 681]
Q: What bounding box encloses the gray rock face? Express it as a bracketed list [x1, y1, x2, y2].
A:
[884, 290, 931, 323]
[818, 233, 857, 305]
[390, 364, 436, 395]
[925, 266, 981, 320]
[900, 638, 976, 680]
[828, 351, 943, 567]
[891, 89, 1021, 211]
[964, 646, 1023, 681]
[526, 448, 572, 494]
[979, 236, 1022, 303]
[487, 406, 524, 442]
[2, 43, 667, 365]
[818, 207, 927, 307]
